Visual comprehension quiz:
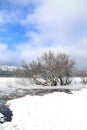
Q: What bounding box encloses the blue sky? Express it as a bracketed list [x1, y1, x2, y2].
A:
[0, 0, 87, 69]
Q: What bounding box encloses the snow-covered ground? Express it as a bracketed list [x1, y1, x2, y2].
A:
[0, 77, 87, 130]
[0, 89, 87, 130]
[0, 77, 87, 91]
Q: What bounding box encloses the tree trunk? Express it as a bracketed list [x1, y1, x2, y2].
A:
[59, 76, 64, 85]
[51, 80, 57, 86]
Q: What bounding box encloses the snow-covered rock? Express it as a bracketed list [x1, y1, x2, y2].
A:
[0, 113, 5, 124]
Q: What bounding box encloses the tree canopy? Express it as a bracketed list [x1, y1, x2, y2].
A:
[16, 51, 75, 86]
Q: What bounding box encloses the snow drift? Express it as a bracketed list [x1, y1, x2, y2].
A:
[1, 89, 87, 130]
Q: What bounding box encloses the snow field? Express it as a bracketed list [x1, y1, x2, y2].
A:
[0, 77, 87, 129]
[0, 89, 87, 130]
[0, 77, 86, 91]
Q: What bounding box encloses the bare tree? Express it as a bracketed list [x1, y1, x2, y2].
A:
[16, 51, 75, 86]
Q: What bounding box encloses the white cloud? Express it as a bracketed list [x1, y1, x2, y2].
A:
[0, 10, 21, 26]
[19, 0, 87, 49]
[19, 0, 87, 69]
[0, 44, 11, 63]
[8, 0, 40, 7]
[15, 36, 87, 69]
[15, 41, 69, 63]
[23, 0, 87, 27]
[0, 0, 87, 68]
[0, 43, 20, 65]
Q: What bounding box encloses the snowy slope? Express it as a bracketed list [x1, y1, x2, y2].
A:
[0, 89, 87, 130]
[0, 65, 17, 71]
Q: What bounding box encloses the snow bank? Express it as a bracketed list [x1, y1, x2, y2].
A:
[1, 89, 87, 130]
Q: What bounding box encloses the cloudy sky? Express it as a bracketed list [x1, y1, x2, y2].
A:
[0, 0, 87, 69]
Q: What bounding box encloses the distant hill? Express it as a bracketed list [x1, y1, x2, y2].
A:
[0, 65, 18, 77]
